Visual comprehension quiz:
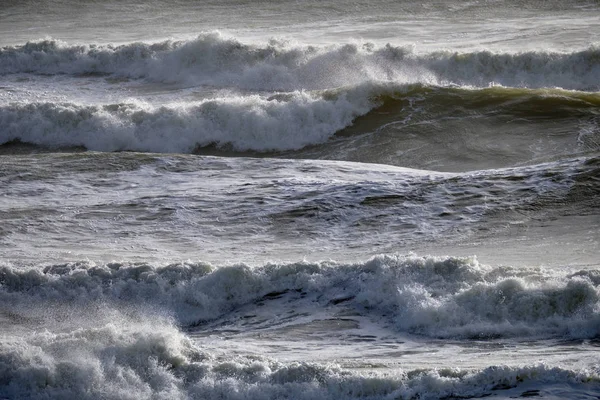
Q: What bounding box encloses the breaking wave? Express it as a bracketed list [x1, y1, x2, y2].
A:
[2, 253, 600, 398]
[1, 33, 600, 91]
[0, 86, 374, 152]
[2, 319, 599, 400]
[2, 83, 598, 154]
[2, 254, 599, 339]
[2, 317, 598, 399]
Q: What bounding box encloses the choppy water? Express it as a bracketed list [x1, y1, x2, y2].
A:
[1, 1, 599, 399]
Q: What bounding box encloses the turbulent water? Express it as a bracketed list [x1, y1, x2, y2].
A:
[1, 1, 599, 399]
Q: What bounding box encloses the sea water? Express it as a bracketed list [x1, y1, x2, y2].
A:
[1, 1, 599, 399]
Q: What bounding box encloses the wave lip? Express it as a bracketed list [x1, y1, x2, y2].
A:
[1, 34, 600, 90]
[2, 254, 599, 339]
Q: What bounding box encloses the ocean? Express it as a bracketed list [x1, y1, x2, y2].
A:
[1, 1, 599, 399]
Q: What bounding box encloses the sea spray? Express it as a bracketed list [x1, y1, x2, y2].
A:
[2, 318, 598, 399]
[2, 254, 599, 339]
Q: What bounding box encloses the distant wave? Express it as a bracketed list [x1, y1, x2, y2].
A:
[1, 33, 600, 90]
[2, 254, 599, 339]
[2, 83, 599, 153]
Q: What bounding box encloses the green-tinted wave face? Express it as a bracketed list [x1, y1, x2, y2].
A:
[2, 82, 598, 172]
[277, 85, 600, 172]
[390, 86, 600, 118]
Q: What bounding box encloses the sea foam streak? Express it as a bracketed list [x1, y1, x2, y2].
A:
[1, 34, 600, 90]
[2, 254, 599, 339]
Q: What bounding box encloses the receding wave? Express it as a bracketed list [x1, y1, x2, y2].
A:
[2, 254, 599, 339]
[2, 83, 599, 154]
[1, 33, 600, 90]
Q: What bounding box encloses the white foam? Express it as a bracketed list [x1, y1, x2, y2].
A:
[2, 253, 599, 398]
[1, 34, 599, 91]
[0, 320, 199, 399]
[1, 319, 598, 399]
[0, 86, 375, 152]
[2, 254, 599, 339]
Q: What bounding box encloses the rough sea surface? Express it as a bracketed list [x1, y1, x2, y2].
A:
[1, 1, 599, 399]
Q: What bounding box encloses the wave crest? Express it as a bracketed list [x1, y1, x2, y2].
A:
[3, 83, 599, 154]
[0, 86, 375, 152]
[2, 254, 599, 339]
[1, 34, 599, 90]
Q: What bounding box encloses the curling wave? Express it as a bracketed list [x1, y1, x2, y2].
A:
[2, 83, 599, 154]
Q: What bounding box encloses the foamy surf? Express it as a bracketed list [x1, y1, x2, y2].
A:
[2, 254, 599, 339]
[2, 321, 599, 400]
[2, 2, 600, 399]
[0, 88, 374, 152]
[1, 34, 600, 90]
[2, 254, 600, 399]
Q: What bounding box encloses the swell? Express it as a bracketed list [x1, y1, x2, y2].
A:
[1, 83, 598, 155]
[2, 254, 599, 339]
[1, 34, 600, 90]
